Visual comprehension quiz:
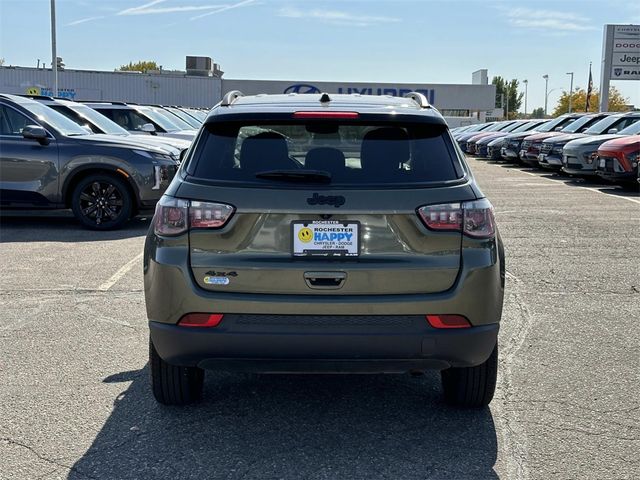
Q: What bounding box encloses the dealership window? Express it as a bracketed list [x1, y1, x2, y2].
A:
[440, 109, 471, 117]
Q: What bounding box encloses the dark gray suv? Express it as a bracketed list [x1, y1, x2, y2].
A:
[144, 92, 505, 407]
[0, 94, 179, 229]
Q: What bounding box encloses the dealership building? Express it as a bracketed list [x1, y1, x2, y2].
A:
[0, 57, 497, 125]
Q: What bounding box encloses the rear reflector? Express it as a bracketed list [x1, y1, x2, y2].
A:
[178, 313, 224, 328]
[293, 111, 359, 119]
[426, 315, 471, 329]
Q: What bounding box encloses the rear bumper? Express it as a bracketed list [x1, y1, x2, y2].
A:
[149, 316, 500, 371]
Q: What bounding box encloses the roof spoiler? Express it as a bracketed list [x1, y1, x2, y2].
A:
[221, 90, 244, 106]
[404, 91, 432, 109]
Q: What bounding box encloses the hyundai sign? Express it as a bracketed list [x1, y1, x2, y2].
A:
[221, 79, 495, 111]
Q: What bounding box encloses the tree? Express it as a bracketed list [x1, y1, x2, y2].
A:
[117, 60, 159, 72]
[552, 87, 629, 116]
[492, 76, 524, 120]
[0, 58, 5, 66]
[530, 107, 545, 118]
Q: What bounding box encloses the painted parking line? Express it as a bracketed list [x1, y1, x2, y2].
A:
[97, 252, 143, 291]
[488, 163, 640, 205]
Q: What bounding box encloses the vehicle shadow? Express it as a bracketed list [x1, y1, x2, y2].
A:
[69, 368, 499, 480]
[0, 211, 152, 243]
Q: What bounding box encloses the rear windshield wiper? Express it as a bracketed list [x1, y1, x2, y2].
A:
[255, 169, 332, 184]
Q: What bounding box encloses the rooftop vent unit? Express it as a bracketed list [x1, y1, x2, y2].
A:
[186, 56, 224, 78]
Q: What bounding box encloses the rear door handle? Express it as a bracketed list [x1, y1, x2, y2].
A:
[304, 271, 347, 290]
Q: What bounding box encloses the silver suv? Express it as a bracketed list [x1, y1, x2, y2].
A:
[144, 92, 505, 407]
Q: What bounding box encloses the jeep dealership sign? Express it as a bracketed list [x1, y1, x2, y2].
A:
[600, 24, 640, 111]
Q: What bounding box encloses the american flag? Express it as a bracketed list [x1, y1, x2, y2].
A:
[585, 63, 593, 112]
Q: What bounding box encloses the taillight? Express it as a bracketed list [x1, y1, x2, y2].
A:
[462, 198, 496, 238]
[417, 203, 462, 231]
[178, 313, 224, 327]
[426, 315, 471, 329]
[154, 197, 234, 236]
[189, 201, 234, 229]
[417, 198, 496, 239]
[154, 197, 189, 235]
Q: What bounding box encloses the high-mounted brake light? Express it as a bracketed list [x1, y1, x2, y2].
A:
[426, 315, 471, 329]
[178, 313, 224, 328]
[154, 197, 234, 236]
[417, 198, 496, 239]
[293, 111, 359, 119]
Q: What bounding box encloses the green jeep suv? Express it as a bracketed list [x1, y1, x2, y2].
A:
[144, 92, 505, 407]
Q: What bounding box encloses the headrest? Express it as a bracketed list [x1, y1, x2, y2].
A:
[240, 132, 291, 172]
[305, 147, 346, 174]
[360, 127, 410, 174]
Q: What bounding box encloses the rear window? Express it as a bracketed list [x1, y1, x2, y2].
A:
[190, 122, 462, 187]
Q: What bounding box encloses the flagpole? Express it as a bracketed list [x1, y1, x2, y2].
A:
[585, 62, 593, 112]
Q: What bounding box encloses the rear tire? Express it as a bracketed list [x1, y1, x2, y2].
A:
[441, 343, 498, 408]
[150, 338, 204, 405]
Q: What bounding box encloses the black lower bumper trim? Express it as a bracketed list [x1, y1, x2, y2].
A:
[149, 316, 500, 372]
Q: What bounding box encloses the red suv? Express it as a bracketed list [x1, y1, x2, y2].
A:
[595, 136, 640, 187]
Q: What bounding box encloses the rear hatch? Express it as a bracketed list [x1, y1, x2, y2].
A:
[179, 117, 476, 295]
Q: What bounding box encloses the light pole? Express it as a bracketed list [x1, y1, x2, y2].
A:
[542, 74, 549, 116]
[566, 72, 574, 114]
[523, 79, 528, 117]
[545, 88, 561, 117]
[50, 0, 58, 96]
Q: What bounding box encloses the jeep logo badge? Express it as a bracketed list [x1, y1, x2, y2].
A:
[307, 193, 345, 208]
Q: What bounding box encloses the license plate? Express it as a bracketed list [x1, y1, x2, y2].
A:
[292, 221, 359, 257]
[599, 158, 605, 168]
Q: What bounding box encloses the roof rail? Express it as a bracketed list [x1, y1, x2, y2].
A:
[18, 94, 55, 101]
[78, 100, 128, 105]
[404, 91, 431, 109]
[221, 90, 244, 106]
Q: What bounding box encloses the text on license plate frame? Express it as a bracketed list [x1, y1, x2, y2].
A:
[292, 221, 360, 257]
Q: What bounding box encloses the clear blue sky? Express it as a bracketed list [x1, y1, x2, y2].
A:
[1, 0, 638, 112]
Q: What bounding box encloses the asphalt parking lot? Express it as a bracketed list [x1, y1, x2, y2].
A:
[1, 158, 639, 480]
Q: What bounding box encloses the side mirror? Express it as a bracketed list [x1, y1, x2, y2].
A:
[607, 128, 618, 134]
[22, 125, 50, 145]
[554, 127, 563, 131]
[81, 125, 93, 134]
[140, 123, 156, 134]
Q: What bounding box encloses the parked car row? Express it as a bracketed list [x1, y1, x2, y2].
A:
[451, 112, 640, 187]
[0, 93, 210, 229]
